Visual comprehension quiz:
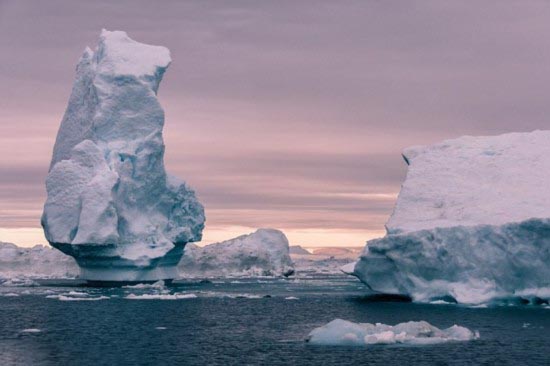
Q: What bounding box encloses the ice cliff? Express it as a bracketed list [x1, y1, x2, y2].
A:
[351, 131, 550, 304]
[41, 30, 205, 282]
[178, 229, 294, 277]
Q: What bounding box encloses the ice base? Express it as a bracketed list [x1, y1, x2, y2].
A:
[51, 242, 185, 282]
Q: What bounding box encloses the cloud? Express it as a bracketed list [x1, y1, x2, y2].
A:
[1, 1, 550, 246]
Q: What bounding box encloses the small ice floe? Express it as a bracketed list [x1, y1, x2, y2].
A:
[155, 327, 167, 330]
[46, 293, 108, 301]
[58, 295, 109, 301]
[125, 293, 197, 300]
[122, 280, 165, 289]
[429, 300, 453, 305]
[21, 329, 41, 333]
[306, 319, 479, 346]
[232, 294, 263, 299]
[285, 296, 299, 300]
[2, 293, 20, 297]
[65, 291, 89, 296]
[1, 278, 40, 287]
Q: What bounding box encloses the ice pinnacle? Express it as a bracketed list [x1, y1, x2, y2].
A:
[42, 30, 205, 282]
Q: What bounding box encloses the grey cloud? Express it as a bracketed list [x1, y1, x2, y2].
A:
[2, 1, 550, 240]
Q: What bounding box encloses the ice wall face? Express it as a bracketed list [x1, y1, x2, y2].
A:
[352, 131, 550, 304]
[386, 130, 550, 234]
[42, 30, 205, 282]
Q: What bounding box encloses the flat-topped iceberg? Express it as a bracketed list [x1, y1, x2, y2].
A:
[351, 131, 550, 304]
[178, 229, 294, 277]
[306, 319, 479, 346]
[41, 30, 204, 282]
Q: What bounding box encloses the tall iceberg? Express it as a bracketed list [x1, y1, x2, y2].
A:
[351, 131, 550, 304]
[42, 30, 205, 282]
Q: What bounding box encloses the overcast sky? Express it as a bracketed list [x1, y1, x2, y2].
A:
[1, 0, 550, 247]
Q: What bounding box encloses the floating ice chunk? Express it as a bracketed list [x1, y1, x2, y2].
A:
[124, 293, 197, 300]
[122, 280, 165, 289]
[21, 329, 41, 333]
[306, 319, 479, 346]
[285, 296, 299, 300]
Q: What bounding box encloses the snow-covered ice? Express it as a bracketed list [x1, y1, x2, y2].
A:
[386, 130, 550, 234]
[0, 242, 79, 279]
[178, 229, 294, 277]
[306, 319, 479, 346]
[20, 329, 42, 333]
[41, 30, 204, 282]
[351, 131, 550, 304]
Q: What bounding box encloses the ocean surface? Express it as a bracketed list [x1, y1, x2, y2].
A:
[0, 275, 548, 365]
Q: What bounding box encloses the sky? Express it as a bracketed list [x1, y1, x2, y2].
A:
[1, 0, 550, 248]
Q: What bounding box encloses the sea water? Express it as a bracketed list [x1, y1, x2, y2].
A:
[0, 275, 548, 365]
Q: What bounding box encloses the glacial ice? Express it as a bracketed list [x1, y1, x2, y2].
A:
[306, 319, 479, 346]
[386, 130, 550, 234]
[0, 242, 78, 279]
[178, 229, 295, 278]
[41, 30, 204, 282]
[291, 247, 360, 276]
[351, 131, 550, 304]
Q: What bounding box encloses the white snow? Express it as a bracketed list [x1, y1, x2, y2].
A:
[387, 130, 550, 234]
[41, 30, 204, 282]
[351, 131, 550, 305]
[178, 229, 294, 278]
[306, 319, 479, 346]
[0, 242, 79, 279]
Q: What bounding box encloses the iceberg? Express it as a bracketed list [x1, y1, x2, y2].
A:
[291, 247, 360, 275]
[178, 229, 294, 277]
[0, 242, 79, 279]
[351, 131, 550, 304]
[306, 319, 479, 346]
[41, 30, 205, 282]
